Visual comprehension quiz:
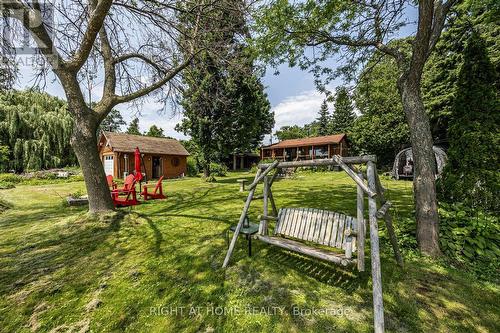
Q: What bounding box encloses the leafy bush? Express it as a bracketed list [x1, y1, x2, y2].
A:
[0, 173, 22, 183]
[439, 203, 499, 277]
[186, 157, 199, 176]
[209, 163, 228, 177]
[0, 181, 15, 189]
[204, 174, 217, 183]
[68, 190, 85, 199]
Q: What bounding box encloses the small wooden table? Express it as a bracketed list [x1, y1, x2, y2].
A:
[236, 179, 248, 192]
[226, 222, 259, 256]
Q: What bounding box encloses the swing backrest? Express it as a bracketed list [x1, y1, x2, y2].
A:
[274, 208, 358, 253]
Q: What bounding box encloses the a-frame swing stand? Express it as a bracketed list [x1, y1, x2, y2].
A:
[222, 155, 403, 333]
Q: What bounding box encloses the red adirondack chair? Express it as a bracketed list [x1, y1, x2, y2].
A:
[106, 175, 117, 190]
[141, 176, 166, 200]
[111, 174, 139, 207]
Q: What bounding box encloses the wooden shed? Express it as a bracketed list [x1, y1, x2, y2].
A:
[98, 132, 189, 180]
[261, 134, 349, 161]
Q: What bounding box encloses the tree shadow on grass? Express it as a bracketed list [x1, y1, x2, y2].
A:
[0, 212, 126, 295]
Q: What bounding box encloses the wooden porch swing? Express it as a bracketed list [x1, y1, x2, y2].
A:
[222, 155, 403, 333]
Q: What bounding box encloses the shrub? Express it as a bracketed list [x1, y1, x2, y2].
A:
[439, 202, 500, 278]
[0, 181, 15, 189]
[206, 174, 217, 182]
[186, 157, 199, 176]
[68, 190, 85, 199]
[0, 173, 22, 184]
[209, 162, 228, 177]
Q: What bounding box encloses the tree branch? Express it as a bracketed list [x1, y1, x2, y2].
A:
[111, 56, 193, 105]
[67, 0, 113, 70]
[427, 0, 458, 57]
[2, 0, 67, 72]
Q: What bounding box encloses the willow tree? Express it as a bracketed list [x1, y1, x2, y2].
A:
[0, 90, 75, 171]
[1, 1, 202, 212]
[254, 0, 457, 255]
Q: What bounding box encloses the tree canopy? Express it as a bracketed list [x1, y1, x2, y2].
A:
[439, 31, 499, 211]
[177, 0, 273, 176]
[331, 87, 356, 134]
[0, 90, 75, 172]
[99, 109, 126, 134]
[146, 125, 165, 138]
[126, 118, 141, 136]
[316, 100, 330, 136]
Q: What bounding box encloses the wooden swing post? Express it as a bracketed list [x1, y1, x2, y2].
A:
[374, 171, 404, 268]
[259, 175, 270, 235]
[222, 161, 279, 268]
[357, 172, 365, 272]
[367, 161, 384, 333]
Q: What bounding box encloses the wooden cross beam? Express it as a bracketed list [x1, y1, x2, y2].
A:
[332, 155, 377, 198]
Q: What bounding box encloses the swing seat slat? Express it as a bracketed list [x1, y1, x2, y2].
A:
[260, 208, 359, 267]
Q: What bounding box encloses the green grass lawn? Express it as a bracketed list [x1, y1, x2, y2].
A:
[0, 172, 498, 332]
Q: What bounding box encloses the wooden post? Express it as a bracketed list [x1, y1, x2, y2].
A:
[357, 172, 365, 272]
[222, 169, 262, 268]
[332, 155, 377, 197]
[312, 145, 315, 160]
[367, 161, 384, 333]
[260, 176, 269, 235]
[268, 172, 279, 217]
[247, 160, 279, 191]
[374, 172, 404, 268]
[233, 154, 237, 171]
[268, 188, 278, 217]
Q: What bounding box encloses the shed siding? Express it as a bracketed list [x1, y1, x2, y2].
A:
[99, 148, 187, 179]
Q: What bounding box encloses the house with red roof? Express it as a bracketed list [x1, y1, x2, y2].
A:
[260, 134, 349, 161]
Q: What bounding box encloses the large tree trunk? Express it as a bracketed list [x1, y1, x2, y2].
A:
[70, 111, 115, 213]
[399, 78, 441, 256]
[203, 163, 210, 178]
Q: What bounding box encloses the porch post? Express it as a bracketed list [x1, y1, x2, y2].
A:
[233, 154, 237, 170]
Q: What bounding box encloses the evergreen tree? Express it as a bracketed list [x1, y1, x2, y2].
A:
[352, 48, 410, 166]
[126, 117, 141, 135]
[331, 86, 356, 133]
[316, 100, 330, 136]
[177, 0, 273, 177]
[99, 109, 126, 133]
[423, 0, 500, 141]
[146, 125, 165, 138]
[440, 31, 500, 211]
[0, 90, 76, 171]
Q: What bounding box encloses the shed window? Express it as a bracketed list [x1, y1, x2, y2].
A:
[171, 157, 180, 167]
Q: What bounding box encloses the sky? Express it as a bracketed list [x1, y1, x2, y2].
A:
[13, 4, 418, 145]
[15, 61, 338, 145]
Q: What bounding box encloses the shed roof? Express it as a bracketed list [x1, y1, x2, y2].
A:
[100, 132, 190, 156]
[262, 134, 346, 149]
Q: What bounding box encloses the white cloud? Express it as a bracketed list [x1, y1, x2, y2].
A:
[271, 89, 325, 130]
